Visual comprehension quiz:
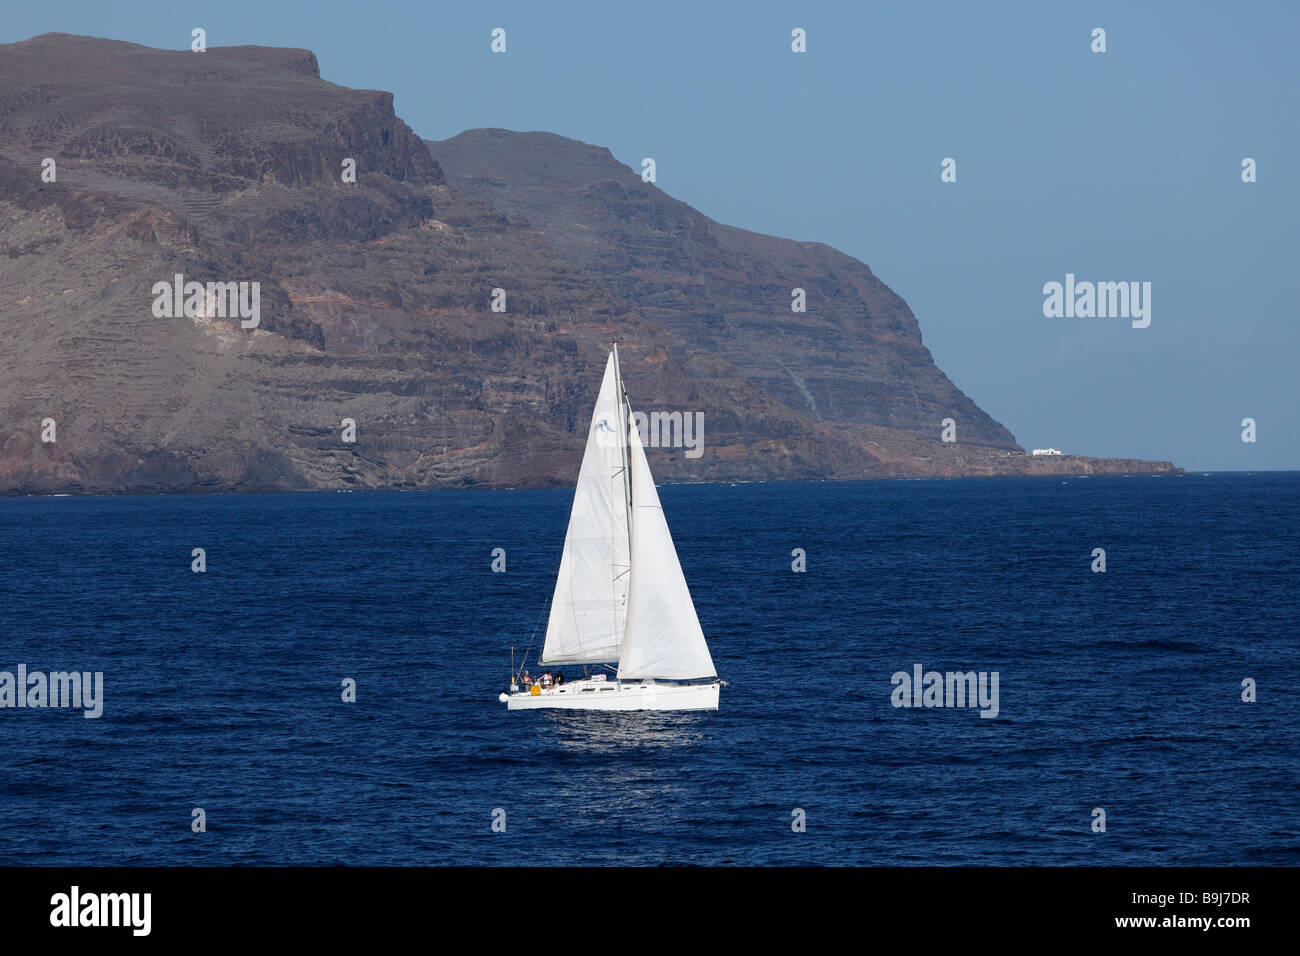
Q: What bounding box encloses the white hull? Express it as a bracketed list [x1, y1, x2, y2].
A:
[501, 677, 720, 712]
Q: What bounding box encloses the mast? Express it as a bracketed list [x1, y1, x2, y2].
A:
[613, 343, 634, 680]
[612, 343, 633, 530]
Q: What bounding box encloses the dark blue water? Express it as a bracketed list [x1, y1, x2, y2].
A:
[0, 474, 1296, 865]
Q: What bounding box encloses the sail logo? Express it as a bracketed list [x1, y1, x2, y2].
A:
[890, 664, 999, 718]
[49, 886, 151, 936]
[1042, 274, 1151, 328]
[151, 273, 260, 328]
[0, 665, 104, 718]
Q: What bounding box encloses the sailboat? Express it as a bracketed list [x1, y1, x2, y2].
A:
[499, 345, 721, 711]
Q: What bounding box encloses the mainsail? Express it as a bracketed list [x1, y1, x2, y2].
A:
[617, 413, 717, 680]
[539, 352, 632, 665]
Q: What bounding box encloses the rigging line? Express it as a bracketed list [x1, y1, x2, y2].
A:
[517, 589, 551, 679]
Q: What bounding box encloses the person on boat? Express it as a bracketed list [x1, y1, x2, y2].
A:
[521, 670, 532, 688]
[555, 671, 565, 686]
[541, 670, 553, 688]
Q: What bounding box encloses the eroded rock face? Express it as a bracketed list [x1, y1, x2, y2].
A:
[426, 129, 1019, 448]
[0, 35, 1178, 495]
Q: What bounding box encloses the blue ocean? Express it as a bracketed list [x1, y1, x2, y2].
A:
[0, 474, 1295, 865]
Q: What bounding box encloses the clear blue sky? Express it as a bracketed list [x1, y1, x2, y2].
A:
[4, 1, 1296, 470]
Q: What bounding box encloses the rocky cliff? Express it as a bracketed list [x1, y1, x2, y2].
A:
[427, 129, 1018, 448]
[0, 34, 1179, 495]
